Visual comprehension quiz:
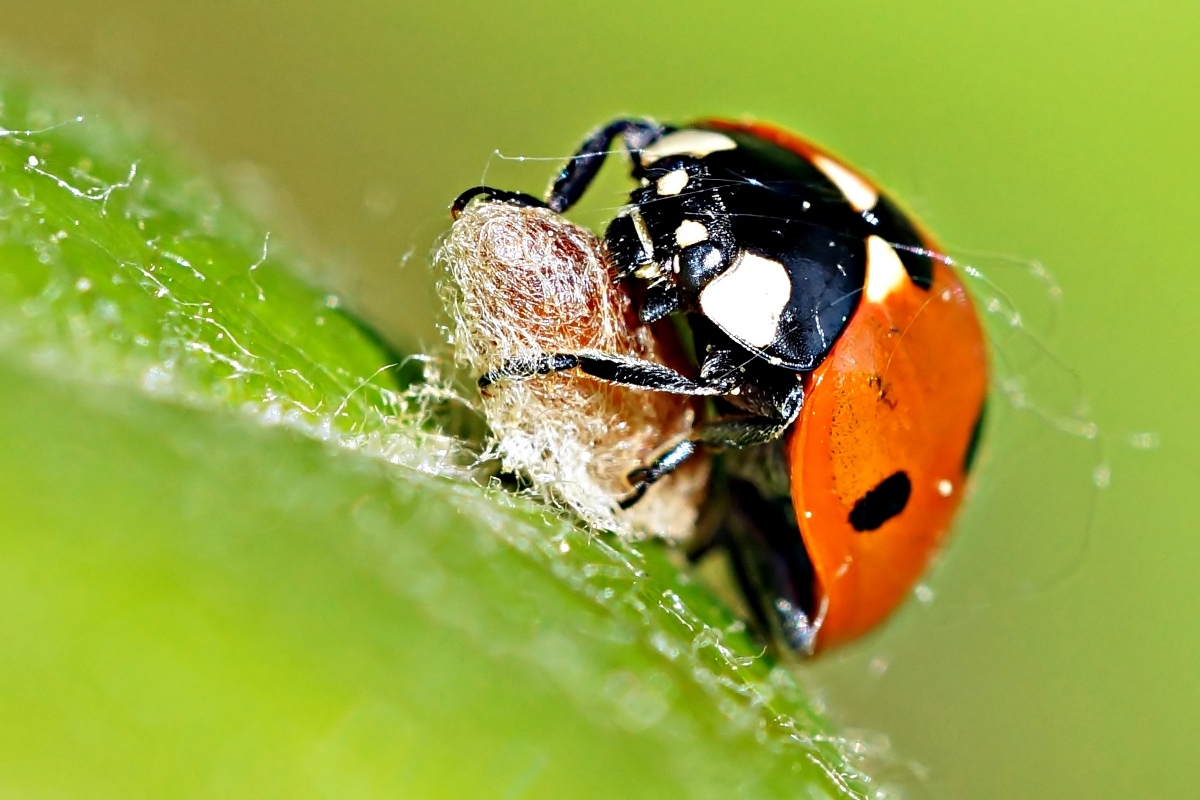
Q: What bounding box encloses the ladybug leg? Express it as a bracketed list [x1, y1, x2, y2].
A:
[618, 439, 699, 508]
[618, 413, 798, 508]
[619, 378, 805, 507]
[451, 120, 661, 217]
[479, 351, 736, 395]
[544, 118, 663, 213]
[692, 414, 799, 449]
[719, 477, 822, 655]
[450, 186, 546, 219]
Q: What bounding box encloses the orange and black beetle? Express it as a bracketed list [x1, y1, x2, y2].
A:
[453, 119, 988, 654]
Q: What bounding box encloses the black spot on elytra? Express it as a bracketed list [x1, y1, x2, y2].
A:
[849, 471, 912, 532]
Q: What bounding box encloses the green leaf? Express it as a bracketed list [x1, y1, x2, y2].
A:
[0, 75, 873, 798]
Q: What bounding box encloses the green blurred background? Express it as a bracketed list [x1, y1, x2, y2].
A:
[4, 1, 1199, 797]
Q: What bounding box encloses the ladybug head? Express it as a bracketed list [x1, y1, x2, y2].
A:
[602, 128, 743, 322]
[602, 125, 869, 373]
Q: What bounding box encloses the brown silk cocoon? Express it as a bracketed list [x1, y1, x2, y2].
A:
[439, 201, 706, 540]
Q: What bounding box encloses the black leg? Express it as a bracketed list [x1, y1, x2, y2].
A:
[619, 439, 699, 508]
[619, 413, 796, 507]
[479, 351, 736, 395]
[477, 353, 581, 387]
[620, 372, 805, 505]
[451, 186, 547, 219]
[720, 477, 822, 655]
[451, 119, 662, 217]
[478, 340, 808, 515]
[544, 119, 663, 213]
[692, 416, 795, 449]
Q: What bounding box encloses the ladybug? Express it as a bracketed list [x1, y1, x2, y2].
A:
[452, 119, 988, 654]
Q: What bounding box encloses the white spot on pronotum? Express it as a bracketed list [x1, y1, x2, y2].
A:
[656, 168, 689, 196]
[640, 129, 737, 166]
[937, 479, 953, 497]
[914, 584, 935, 604]
[674, 219, 708, 247]
[865, 236, 910, 303]
[811, 154, 878, 212]
[700, 251, 791, 348]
